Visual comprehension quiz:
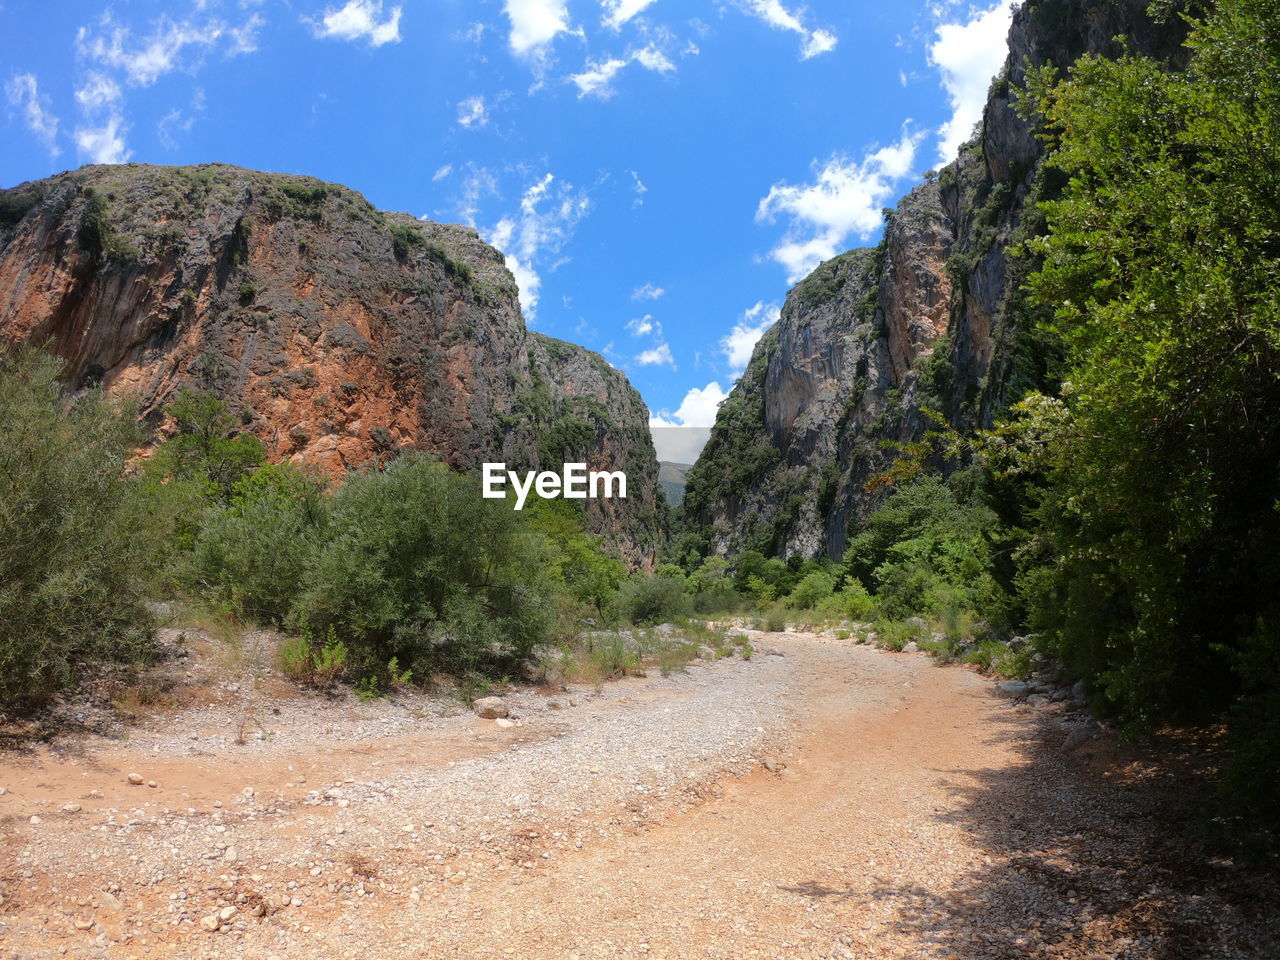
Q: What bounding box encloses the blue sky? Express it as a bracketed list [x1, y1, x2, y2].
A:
[1, 0, 1014, 462]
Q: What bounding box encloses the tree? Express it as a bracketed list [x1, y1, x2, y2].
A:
[1015, 0, 1280, 807]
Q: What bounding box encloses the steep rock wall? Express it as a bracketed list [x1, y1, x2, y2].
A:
[0, 163, 661, 564]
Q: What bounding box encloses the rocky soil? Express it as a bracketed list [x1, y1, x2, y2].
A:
[1, 629, 1276, 960]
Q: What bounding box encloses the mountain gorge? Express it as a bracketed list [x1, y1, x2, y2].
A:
[0, 164, 662, 563]
[681, 0, 1191, 560]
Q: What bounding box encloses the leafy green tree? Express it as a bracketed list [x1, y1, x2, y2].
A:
[1014, 0, 1280, 806]
[0, 348, 154, 708]
[148, 388, 264, 499]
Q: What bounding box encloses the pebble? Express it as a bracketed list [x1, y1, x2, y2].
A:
[199, 915, 220, 932]
[127, 773, 144, 785]
[62, 803, 82, 813]
[218, 906, 237, 921]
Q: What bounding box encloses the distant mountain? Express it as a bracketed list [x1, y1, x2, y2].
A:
[658, 461, 693, 508]
[0, 163, 664, 565]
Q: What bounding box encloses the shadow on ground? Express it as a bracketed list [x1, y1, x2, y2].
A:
[801, 709, 1278, 959]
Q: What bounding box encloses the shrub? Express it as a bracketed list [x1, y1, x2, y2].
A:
[620, 576, 690, 625]
[763, 606, 787, 632]
[817, 579, 875, 620]
[0, 348, 155, 709]
[289, 453, 553, 676]
[192, 463, 327, 624]
[786, 570, 837, 609]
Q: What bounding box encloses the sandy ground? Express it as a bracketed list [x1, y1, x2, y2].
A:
[1, 630, 1276, 960]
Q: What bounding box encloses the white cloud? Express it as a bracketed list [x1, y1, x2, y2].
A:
[757, 126, 924, 281]
[602, 0, 660, 30]
[636, 343, 675, 368]
[650, 381, 727, 428]
[315, 1, 402, 47]
[629, 170, 648, 206]
[928, 0, 1014, 164]
[483, 172, 591, 321]
[74, 73, 122, 112]
[569, 43, 676, 99]
[6, 73, 60, 156]
[632, 282, 664, 301]
[570, 55, 629, 98]
[721, 301, 779, 373]
[650, 381, 725, 461]
[801, 28, 837, 59]
[504, 0, 574, 58]
[77, 12, 255, 86]
[432, 163, 453, 182]
[75, 113, 130, 165]
[737, 0, 837, 60]
[627, 315, 656, 336]
[157, 88, 204, 150]
[457, 95, 488, 128]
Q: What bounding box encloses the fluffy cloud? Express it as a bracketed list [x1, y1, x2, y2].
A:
[75, 113, 130, 165]
[569, 44, 674, 99]
[757, 126, 923, 281]
[457, 95, 487, 128]
[484, 172, 591, 321]
[6, 73, 60, 156]
[929, 1, 1014, 164]
[602, 0, 660, 30]
[315, 1, 402, 47]
[504, 0, 574, 58]
[650, 382, 727, 428]
[737, 0, 837, 60]
[632, 282, 665, 301]
[636, 343, 675, 368]
[649, 381, 727, 461]
[627, 315, 656, 336]
[721, 301, 779, 373]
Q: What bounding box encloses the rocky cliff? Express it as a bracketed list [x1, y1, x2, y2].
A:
[681, 0, 1190, 560]
[0, 163, 661, 564]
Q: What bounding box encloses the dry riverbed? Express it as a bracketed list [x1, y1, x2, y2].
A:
[0, 629, 1275, 959]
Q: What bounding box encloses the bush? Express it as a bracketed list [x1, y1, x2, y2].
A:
[192, 463, 327, 624]
[786, 570, 837, 609]
[817, 579, 875, 620]
[0, 348, 155, 709]
[620, 576, 690, 625]
[290, 453, 553, 676]
[763, 606, 788, 632]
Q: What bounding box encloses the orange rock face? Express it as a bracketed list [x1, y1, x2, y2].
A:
[0, 163, 661, 565]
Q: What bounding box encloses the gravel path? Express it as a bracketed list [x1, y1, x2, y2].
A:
[1, 630, 1276, 959]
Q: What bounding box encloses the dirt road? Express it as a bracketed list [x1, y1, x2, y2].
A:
[1, 631, 1274, 959]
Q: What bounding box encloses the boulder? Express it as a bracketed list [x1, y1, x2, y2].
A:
[995, 680, 1031, 699]
[473, 696, 509, 720]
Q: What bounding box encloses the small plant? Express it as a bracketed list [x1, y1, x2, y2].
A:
[355, 676, 381, 702]
[763, 607, 787, 633]
[238, 280, 257, 305]
[279, 626, 348, 687]
[387, 657, 412, 687]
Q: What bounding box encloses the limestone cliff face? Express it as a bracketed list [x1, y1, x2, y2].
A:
[682, 0, 1189, 560]
[0, 163, 661, 564]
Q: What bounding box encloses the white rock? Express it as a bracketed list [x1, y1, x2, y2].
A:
[200, 915, 220, 932]
[218, 906, 236, 921]
[127, 773, 144, 785]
